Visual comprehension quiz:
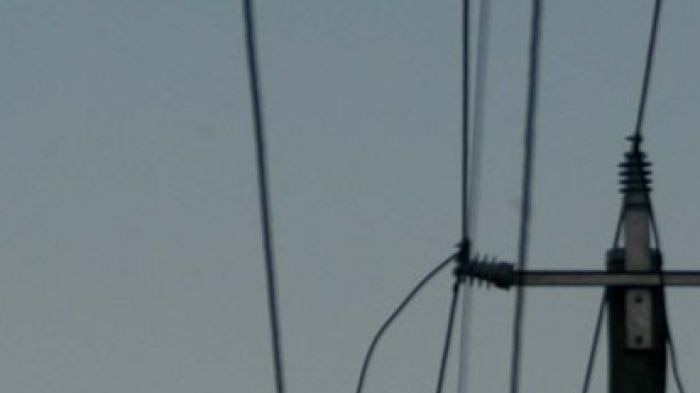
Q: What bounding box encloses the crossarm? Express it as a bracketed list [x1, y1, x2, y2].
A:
[517, 270, 700, 287]
[462, 259, 700, 289]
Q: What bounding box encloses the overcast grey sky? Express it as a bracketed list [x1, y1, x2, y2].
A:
[1, 1, 700, 392]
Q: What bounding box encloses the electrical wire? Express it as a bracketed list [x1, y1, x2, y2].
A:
[466, 0, 492, 237]
[580, 294, 607, 393]
[612, 205, 624, 248]
[461, 0, 471, 240]
[456, 0, 474, 391]
[457, 0, 493, 391]
[509, 1, 542, 393]
[435, 283, 462, 393]
[242, 1, 287, 393]
[666, 315, 687, 393]
[633, 0, 663, 138]
[354, 253, 458, 393]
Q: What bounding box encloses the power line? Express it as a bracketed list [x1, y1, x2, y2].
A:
[509, 1, 542, 392]
[580, 294, 607, 393]
[634, 0, 663, 249]
[633, 0, 664, 138]
[354, 253, 457, 393]
[467, 0, 492, 237]
[666, 315, 687, 393]
[461, 0, 471, 240]
[457, 0, 493, 391]
[435, 283, 462, 393]
[456, 0, 474, 391]
[242, 1, 287, 393]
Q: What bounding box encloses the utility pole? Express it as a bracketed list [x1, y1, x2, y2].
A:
[607, 135, 666, 393]
[461, 136, 700, 393]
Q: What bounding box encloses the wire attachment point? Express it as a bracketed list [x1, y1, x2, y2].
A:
[464, 254, 515, 289]
[454, 239, 472, 283]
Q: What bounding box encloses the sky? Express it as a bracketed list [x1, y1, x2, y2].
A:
[0, 1, 700, 392]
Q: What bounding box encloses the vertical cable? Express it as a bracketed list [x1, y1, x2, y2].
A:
[457, 0, 492, 391]
[456, 1, 473, 391]
[631, 0, 664, 250]
[242, 1, 286, 393]
[633, 0, 663, 138]
[666, 320, 687, 393]
[461, 0, 471, 240]
[457, 0, 472, 390]
[467, 0, 492, 236]
[436, 284, 462, 393]
[509, 1, 542, 393]
[580, 294, 607, 393]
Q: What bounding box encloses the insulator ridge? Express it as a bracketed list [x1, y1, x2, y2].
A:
[464, 254, 515, 289]
[619, 135, 652, 194]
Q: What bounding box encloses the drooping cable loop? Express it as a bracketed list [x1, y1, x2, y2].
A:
[354, 253, 458, 393]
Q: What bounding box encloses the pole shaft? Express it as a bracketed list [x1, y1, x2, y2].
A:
[607, 190, 666, 393]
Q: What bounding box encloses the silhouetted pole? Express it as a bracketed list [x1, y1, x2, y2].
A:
[607, 138, 666, 393]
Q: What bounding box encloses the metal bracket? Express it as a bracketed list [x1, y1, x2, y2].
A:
[626, 289, 653, 349]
